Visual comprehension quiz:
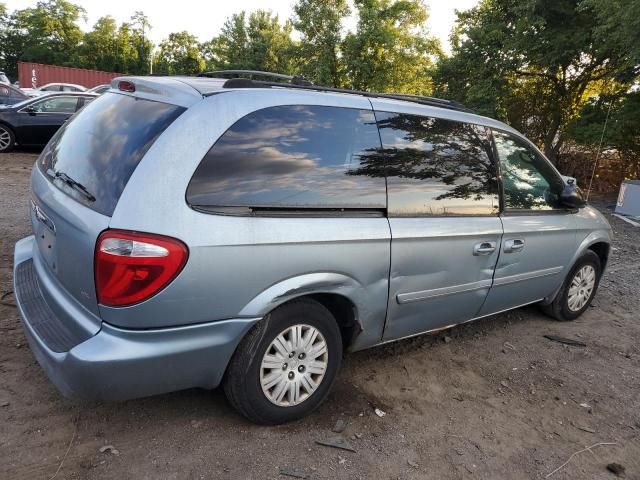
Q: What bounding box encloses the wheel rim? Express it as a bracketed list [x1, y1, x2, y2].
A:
[260, 324, 328, 407]
[0, 127, 10, 150]
[567, 265, 596, 312]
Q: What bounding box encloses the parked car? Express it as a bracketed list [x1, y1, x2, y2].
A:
[13, 74, 612, 424]
[0, 83, 29, 106]
[87, 84, 110, 95]
[0, 92, 96, 152]
[0, 71, 10, 85]
[21, 82, 87, 97]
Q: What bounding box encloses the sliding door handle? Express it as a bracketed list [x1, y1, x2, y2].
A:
[504, 238, 525, 253]
[473, 241, 497, 256]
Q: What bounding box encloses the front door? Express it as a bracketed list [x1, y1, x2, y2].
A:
[478, 130, 578, 316]
[370, 106, 503, 341]
[18, 96, 79, 144]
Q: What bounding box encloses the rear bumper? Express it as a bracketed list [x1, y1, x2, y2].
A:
[13, 236, 259, 401]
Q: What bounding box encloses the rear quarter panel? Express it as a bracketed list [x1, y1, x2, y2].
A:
[104, 89, 391, 349]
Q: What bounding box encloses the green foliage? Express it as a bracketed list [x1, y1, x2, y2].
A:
[433, 0, 636, 164]
[202, 10, 296, 74]
[16, 0, 85, 66]
[0, 0, 85, 78]
[130, 12, 152, 74]
[343, 0, 441, 94]
[293, 0, 350, 87]
[153, 31, 205, 75]
[567, 91, 640, 177]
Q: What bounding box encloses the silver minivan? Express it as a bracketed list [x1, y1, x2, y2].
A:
[13, 73, 612, 424]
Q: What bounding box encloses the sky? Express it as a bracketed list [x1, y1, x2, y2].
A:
[4, 0, 480, 54]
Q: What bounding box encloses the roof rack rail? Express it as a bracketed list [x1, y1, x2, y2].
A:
[217, 77, 472, 113]
[197, 70, 313, 86]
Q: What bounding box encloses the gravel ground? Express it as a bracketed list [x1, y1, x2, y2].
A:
[1, 151, 639, 480]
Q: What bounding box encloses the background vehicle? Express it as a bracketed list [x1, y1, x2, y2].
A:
[0, 84, 29, 106]
[0, 72, 10, 85]
[12, 74, 611, 424]
[0, 92, 96, 152]
[21, 82, 87, 97]
[87, 84, 110, 95]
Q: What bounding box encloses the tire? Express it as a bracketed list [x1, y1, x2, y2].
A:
[0, 124, 15, 153]
[542, 250, 602, 321]
[223, 298, 343, 424]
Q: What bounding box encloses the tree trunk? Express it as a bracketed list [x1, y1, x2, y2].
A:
[543, 112, 563, 165]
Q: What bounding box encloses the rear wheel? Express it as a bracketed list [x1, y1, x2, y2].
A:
[0, 124, 15, 153]
[223, 298, 342, 424]
[542, 250, 601, 321]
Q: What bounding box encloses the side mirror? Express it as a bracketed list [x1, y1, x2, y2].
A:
[24, 105, 36, 115]
[559, 176, 586, 209]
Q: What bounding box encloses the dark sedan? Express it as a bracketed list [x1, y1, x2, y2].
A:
[0, 83, 29, 106]
[0, 92, 96, 152]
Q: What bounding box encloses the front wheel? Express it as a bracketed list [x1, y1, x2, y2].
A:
[223, 298, 343, 424]
[542, 250, 602, 321]
[0, 124, 15, 153]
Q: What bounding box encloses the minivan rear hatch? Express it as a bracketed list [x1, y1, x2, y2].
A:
[33, 92, 185, 318]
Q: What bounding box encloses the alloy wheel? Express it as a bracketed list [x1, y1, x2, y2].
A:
[0, 126, 11, 151]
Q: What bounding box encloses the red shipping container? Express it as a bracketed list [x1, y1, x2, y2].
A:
[18, 62, 125, 89]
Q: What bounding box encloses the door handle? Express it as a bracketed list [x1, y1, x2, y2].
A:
[473, 241, 497, 256]
[504, 238, 525, 253]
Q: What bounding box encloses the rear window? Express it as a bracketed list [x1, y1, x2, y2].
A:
[38, 93, 185, 216]
[186, 105, 386, 215]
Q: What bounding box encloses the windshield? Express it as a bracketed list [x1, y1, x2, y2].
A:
[38, 92, 185, 216]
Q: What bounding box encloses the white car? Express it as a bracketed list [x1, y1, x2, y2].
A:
[0, 72, 10, 85]
[21, 83, 87, 97]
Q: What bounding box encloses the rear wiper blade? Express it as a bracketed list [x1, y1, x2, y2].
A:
[46, 168, 96, 202]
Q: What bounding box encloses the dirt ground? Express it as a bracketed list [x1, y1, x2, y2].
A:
[0, 150, 639, 480]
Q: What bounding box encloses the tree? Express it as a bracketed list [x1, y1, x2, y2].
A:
[16, 0, 86, 67]
[0, 0, 86, 78]
[434, 0, 634, 164]
[566, 91, 640, 180]
[203, 10, 296, 74]
[154, 31, 205, 75]
[292, 0, 350, 87]
[342, 0, 441, 94]
[202, 12, 248, 70]
[81, 16, 119, 72]
[585, 0, 640, 69]
[130, 11, 152, 74]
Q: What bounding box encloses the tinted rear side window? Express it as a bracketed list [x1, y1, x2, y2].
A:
[186, 105, 386, 214]
[39, 93, 185, 216]
[376, 112, 499, 216]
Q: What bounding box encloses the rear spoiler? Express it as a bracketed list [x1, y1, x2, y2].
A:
[110, 77, 204, 108]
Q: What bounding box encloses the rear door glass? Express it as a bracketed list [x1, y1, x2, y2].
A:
[376, 111, 499, 216]
[186, 105, 386, 214]
[38, 93, 185, 216]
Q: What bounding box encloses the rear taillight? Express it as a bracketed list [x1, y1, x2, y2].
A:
[95, 230, 188, 307]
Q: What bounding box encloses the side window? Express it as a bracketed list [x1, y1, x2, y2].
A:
[376, 112, 499, 216]
[41, 85, 59, 92]
[30, 96, 79, 113]
[493, 131, 564, 211]
[187, 105, 386, 213]
[80, 97, 94, 109]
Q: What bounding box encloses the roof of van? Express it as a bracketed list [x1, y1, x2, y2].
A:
[111, 75, 518, 135]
